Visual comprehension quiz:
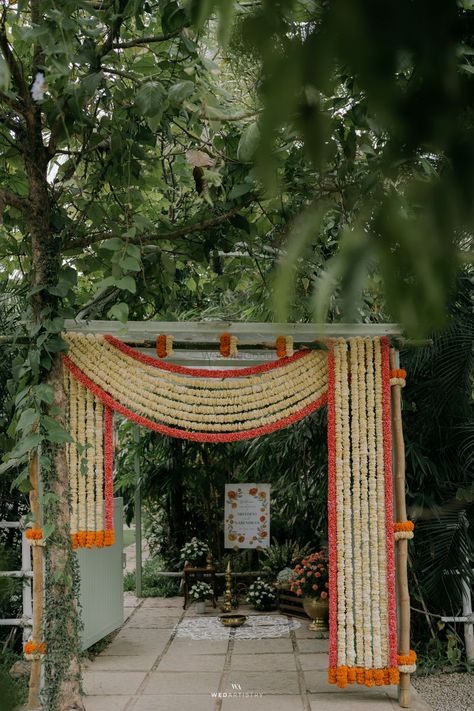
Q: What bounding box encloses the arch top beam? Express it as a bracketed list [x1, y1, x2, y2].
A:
[64, 320, 403, 344]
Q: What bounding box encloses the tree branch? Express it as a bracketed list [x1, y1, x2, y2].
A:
[64, 199, 255, 251]
[111, 28, 186, 50]
[0, 187, 29, 213]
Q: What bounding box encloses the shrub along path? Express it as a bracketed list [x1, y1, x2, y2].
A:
[83, 597, 432, 711]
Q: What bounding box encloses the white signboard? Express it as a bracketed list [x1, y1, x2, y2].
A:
[224, 483, 270, 549]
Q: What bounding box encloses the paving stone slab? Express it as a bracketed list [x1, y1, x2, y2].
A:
[294, 625, 329, 641]
[230, 653, 297, 671]
[142, 670, 222, 695]
[221, 670, 300, 695]
[142, 597, 183, 608]
[232, 638, 293, 654]
[298, 653, 328, 671]
[222, 695, 304, 710]
[89, 654, 156, 672]
[126, 615, 180, 629]
[124, 593, 141, 608]
[167, 639, 229, 655]
[157, 653, 226, 671]
[131, 694, 218, 711]
[130, 605, 182, 617]
[101, 633, 169, 657]
[309, 693, 395, 710]
[84, 695, 132, 711]
[297, 638, 331, 654]
[83, 671, 147, 696]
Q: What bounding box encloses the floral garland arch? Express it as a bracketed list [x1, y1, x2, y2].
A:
[61, 332, 410, 688]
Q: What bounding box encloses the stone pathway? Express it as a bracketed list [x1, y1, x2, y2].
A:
[83, 597, 432, 711]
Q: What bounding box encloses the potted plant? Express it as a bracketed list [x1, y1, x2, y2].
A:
[289, 551, 329, 631]
[180, 537, 209, 567]
[246, 577, 277, 611]
[189, 581, 214, 613]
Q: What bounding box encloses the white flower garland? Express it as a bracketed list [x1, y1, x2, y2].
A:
[349, 339, 364, 667]
[77, 382, 87, 539]
[356, 338, 373, 671]
[334, 340, 347, 666]
[68, 371, 79, 537]
[340, 340, 355, 667]
[365, 338, 382, 669]
[374, 337, 389, 667]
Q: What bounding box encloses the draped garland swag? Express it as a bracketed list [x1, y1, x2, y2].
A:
[59, 332, 414, 687]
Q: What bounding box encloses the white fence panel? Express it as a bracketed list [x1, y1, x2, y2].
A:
[77, 497, 124, 650]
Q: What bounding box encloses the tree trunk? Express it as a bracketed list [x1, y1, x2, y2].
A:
[25, 108, 84, 710]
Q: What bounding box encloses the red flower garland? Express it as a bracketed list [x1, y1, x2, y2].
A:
[327, 342, 338, 677]
[104, 334, 309, 378]
[63, 355, 328, 443]
[104, 405, 114, 539]
[381, 337, 398, 669]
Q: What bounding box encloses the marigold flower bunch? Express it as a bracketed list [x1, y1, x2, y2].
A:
[289, 550, 329, 599]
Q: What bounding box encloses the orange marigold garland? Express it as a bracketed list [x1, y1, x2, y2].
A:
[390, 368, 406, 387]
[219, 333, 238, 357]
[394, 520, 415, 540]
[25, 528, 43, 542]
[24, 641, 46, 659]
[156, 334, 174, 358]
[275, 336, 294, 358]
[398, 650, 417, 673]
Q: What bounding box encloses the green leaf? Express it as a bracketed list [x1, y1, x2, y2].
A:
[136, 82, 166, 117]
[229, 183, 251, 199]
[108, 302, 129, 323]
[0, 54, 10, 91]
[116, 276, 136, 293]
[162, 2, 187, 33]
[9, 433, 41, 460]
[42, 521, 55, 541]
[16, 408, 39, 434]
[100, 238, 124, 251]
[42, 416, 73, 444]
[168, 80, 195, 106]
[229, 214, 251, 234]
[33, 383, 54, 404]
[119, 255, 141, 272]
[237, 123, 260, 162]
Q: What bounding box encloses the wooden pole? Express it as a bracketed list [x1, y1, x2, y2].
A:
[390, 349, 411, 708]
[27, 449, 44, 710]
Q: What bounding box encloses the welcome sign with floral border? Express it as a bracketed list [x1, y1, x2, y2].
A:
[224, 484, 270, 548]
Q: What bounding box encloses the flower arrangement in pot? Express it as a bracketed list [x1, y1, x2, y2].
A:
[246, 577, 277, 611]
[289, 550, 329, 632]
[189, 581, 214, 613]
[180, 537, 209, 567]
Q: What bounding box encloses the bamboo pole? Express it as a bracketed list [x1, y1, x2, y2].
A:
[390, 349, 411, 708]
[27, 449, 44, 710]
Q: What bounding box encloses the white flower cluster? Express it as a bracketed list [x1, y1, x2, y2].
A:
[180, 537, 209, 565]
[246, 577, 277, 611]
[189, 581, 213, 602]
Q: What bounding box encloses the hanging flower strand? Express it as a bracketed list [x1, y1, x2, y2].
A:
[220, 333, 238, 357]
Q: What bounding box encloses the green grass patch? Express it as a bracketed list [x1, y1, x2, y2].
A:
[123, 557, 181, 598]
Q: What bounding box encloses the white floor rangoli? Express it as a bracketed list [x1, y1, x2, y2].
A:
[175, 614, 301, 640]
